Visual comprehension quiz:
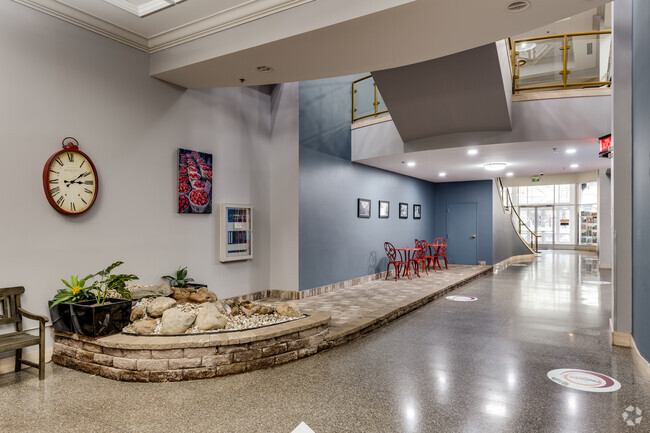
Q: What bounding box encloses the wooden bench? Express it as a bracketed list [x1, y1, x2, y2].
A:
[0, 286, 48, 380]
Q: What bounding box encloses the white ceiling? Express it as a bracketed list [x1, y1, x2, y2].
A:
[356, 138, 611, 183]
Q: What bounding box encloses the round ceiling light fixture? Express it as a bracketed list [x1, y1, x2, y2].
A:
[439, 172, 447, 177]
[467, 149, 478, 156]
[506, 1, 530, 12]
[570, 163, 579, 168]
[566, 148, 577, 154]
[256, 66, 273, 72]
[518, 41, 537, 51]
[406, 161, 416, 167]
[484, 162, 507, 171]
[506, 172, 514, 177]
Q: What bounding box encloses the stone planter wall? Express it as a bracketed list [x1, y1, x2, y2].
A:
[52, 313, 330, 382]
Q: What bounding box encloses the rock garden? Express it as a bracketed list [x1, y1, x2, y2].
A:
[122, 284, 303, 336]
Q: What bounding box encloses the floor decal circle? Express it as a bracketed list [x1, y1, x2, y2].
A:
[446, 295, 477, 302]
[547, 369, 621, 392]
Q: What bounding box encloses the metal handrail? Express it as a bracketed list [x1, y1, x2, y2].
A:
[352, 74, 389, 123]
[511, 30, 612, 94]
[496, 178, 541, 253]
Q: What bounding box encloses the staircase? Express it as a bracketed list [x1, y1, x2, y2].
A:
[495, 177, 540, 254]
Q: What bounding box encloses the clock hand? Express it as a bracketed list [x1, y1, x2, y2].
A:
[64, 173, 85, 187]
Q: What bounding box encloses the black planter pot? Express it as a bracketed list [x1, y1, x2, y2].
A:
[48, 301, 74, 333]
[70, 298, 132, 338]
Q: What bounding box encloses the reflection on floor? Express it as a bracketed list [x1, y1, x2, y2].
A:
[1, 251, 649, 433]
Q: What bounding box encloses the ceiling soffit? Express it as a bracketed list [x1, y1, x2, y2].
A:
[12, 0, 316, 53]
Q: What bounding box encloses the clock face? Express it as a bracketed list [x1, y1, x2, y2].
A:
[45, 150, 98, 215]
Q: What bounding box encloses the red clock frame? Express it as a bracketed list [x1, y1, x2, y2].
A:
[42, 137, 99, 216]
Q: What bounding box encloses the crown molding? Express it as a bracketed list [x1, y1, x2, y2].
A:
[13, 0, 150, 52]
[103, 0, 187, 18]
[12, 0, 315, 54]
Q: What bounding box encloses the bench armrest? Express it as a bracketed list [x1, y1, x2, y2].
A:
[17, 307, 49, 324]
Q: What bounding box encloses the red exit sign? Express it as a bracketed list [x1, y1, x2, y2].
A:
[599, 134, 612, 158]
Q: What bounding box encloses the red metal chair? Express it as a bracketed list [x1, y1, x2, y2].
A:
[384, 242, 407, 280]
[432, 238, 448, 269]
[411, 240, 429, 277]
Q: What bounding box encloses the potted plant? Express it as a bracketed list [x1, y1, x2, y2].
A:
[161, 266, 195, 288]
[49, 261, 138, 338]
[48, 275, 93, 333]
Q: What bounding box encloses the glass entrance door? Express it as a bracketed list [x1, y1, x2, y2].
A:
[519, 205, 556, 248]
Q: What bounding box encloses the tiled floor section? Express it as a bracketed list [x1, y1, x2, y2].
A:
[294, 264, 492, 343]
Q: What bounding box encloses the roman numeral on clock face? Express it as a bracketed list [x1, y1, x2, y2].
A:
[67, 153, 74, 163]
[70, 202, 76, 212]
[49, 179, 58, 184]
[84, 188, 93, 194]
[50, 186, 60, 196]
[84, 180, 94, 185]
[55, 157, 63, 166]
[56, 196, 65, 207]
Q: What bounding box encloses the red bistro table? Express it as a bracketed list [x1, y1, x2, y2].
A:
[394, 247, 421, 279]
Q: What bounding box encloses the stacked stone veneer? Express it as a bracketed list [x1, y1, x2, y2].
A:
[52, 313, 330, 382]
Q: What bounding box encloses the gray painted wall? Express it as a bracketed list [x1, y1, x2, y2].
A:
[611, 0, 633, 335]
[491, 181, 533, 264]
[433, 181, 493, 265]
[270, 83, 300, 292]
[631, 0, 650, 360]
[0, 2, 278, 343]
[299, 76, 436, 290]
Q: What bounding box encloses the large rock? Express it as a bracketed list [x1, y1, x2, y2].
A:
[275, 302, 301, 318]
[160, 309, 195, 335]
[147, 297, 177, 318]
[171, 287, 193, 303]
[130, 305, 147, 322]
[131, 318, 157, 335]
[195, 303, 228, 331]
[129, 284, 173, 300]
[255, 305, 275, 315]
[188, 287, 218, 304]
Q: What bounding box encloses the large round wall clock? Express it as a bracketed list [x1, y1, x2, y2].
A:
[42, 137, 99, 215]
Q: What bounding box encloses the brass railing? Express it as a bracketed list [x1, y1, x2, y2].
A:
[512, 31, 612, 94]
[496, 178, 541, 253]
[352, 74, 389, 123]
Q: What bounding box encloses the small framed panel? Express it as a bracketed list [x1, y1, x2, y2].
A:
[399, 202, 408, 219]
[413, 204, 421, 219]
[219, 203, 253, 262]
[358, 198, 371, 218]
[379, 200, 390, 219]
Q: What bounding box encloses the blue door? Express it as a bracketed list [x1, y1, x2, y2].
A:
[447, 202, 478, 265]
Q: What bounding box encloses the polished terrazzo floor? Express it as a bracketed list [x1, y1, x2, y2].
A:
[1, 251, 649, 432]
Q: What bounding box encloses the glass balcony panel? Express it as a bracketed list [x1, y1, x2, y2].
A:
[566, 34, 610, 87]
[515, 37, 564, 89]
[353, 78, 376, 121]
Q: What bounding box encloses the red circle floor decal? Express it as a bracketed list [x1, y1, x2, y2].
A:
[446, 295, 477, 302]
[547, 369, 621, 392]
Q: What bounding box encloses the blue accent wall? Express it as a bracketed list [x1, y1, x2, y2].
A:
[433, 181, 494, 265]
[298, 76, 436, 291]
[632, 0, 650, 360]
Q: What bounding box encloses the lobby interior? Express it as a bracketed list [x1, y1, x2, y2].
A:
[1, 0, 650, 432]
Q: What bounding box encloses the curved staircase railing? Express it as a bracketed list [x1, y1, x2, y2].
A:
[496, 177, 540, 253]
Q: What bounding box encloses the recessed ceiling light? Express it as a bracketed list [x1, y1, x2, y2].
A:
[566, 148, 577, 154]
[506, 1, 530, 12]
[467, 149, 478, 156]
[484, 162, 507, 171]
[439, 172, 447, 177]
[570, 163, 579, 168]
[506, 172, 514, 177]
[406, 161, 416, 167]
[256, 66, 273, 72]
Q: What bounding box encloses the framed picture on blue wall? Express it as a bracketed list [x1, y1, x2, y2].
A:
[399, 202, 408, 219]
[358, 198, 371, 218]
[379, 200, 390, 218]
[413, 204, 421, 219]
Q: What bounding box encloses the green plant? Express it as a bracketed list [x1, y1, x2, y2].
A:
[161, 266, 194, 288]
[86, 261, 139, 305]
[49, 275, 92, 309]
